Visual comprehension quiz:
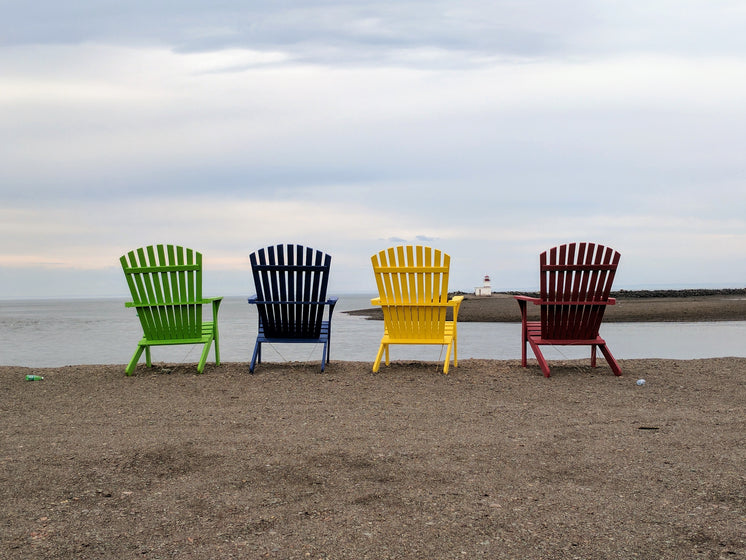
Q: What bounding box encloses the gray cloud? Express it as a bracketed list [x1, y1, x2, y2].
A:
[0, 1, 597, 65]
[5, 1, 746, 67]
[2, 1, 746, 296]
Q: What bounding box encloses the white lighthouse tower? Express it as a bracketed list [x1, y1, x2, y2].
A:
[474, 274, 492, 296]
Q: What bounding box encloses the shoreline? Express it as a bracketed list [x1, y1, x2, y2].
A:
[345, 289, 746, 322]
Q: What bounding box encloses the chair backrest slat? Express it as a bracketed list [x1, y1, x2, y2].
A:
[120, 244, 204, 341]
[371, 245, 451, 340]
[539, 242, 620, 340]
[249, 244, 332, 339]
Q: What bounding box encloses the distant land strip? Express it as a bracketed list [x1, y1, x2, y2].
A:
[345, 288, 746, 323]
[495, 288, 746, 299]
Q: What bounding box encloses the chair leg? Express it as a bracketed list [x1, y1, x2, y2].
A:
[518, 301, 528, 367]
[590, 345, 597, 368]
[320, 341, 328, 372]
[126, 346, 145, 376]
[442, 342, 453, 374]
[145, 347, 152, 368]
[373, 343, 386, 372]
[520, 329, 528, 368]
[326, 331, 331, 364]
[197, 339, 212, 374]
[453, 335, 458, 369]
[598, 344, 622, 376]
[250, 341, 261, 373]
[529, 340, 551, 378]
[213, 330, 220, 366]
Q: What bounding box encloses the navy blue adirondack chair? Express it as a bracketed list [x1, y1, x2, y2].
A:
[248, 244, 338, 372]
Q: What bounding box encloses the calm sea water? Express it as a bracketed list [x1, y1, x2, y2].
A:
[2, 295, 746, 368]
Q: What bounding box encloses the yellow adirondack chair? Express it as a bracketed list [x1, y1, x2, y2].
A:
[370, 245, 464, 374]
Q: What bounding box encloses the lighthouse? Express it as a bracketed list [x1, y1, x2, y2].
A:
[474, 274, 492, 296]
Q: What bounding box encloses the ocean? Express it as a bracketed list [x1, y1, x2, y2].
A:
[2, 295, 746, 368]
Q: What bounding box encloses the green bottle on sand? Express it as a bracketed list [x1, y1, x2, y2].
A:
[25, 375, 44, 381]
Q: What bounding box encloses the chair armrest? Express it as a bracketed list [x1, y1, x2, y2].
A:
[326, 297, 338, 321]
[208, 297, 222, 319]
[515, 295, 615, 306]
[448, 295, 464, 310]
[530, 300, 615, 306]
[514, 295, 538, 324]
[373, 296, 462, 308]
[248, 295, 258, 304]
[448, 295, 464, 323]
[126, 298, 223, 308]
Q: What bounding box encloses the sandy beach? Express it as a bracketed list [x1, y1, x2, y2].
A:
[2, 355, 745, 559]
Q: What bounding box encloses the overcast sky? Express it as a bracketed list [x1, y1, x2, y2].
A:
[2, 1, 745, 298]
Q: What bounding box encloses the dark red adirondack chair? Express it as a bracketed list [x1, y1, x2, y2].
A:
[515, 243, 622, 377]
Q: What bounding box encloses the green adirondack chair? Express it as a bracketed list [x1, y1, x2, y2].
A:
[120, 244, 222, 375]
